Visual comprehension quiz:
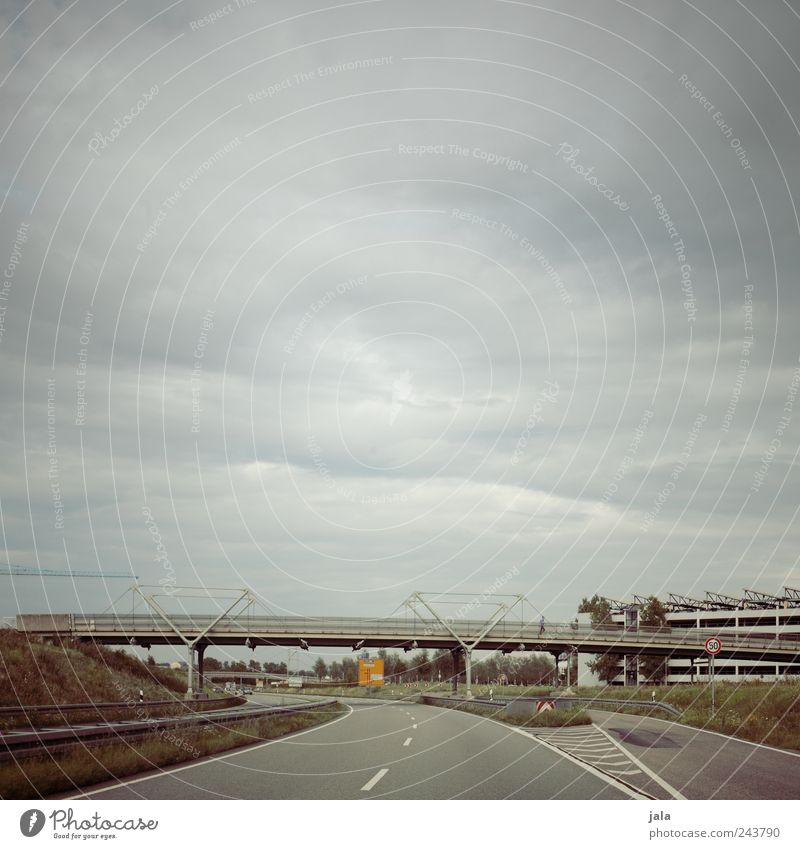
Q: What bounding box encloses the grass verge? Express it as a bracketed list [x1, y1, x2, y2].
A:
[573, 681, 800, 750]
[1, 702, 347, 799]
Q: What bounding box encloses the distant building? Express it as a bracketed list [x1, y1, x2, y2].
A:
[578, 587, 800, 685]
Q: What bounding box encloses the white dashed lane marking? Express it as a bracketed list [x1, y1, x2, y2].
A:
[361, 768, 389, 792]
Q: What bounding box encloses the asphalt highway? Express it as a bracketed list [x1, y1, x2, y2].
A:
[590, 710, 800, 800]
[71, 699, 639, 800]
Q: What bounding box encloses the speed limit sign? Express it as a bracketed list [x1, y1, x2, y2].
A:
[705, 637, 722, 655]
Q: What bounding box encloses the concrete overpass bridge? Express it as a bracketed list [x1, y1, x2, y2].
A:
[15, 610, 799, 696]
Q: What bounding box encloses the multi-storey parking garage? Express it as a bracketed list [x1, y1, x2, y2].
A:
[578, 587, 800, 685]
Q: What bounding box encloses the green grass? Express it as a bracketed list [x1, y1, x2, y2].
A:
[0, 628, 186, 708]
[0, 702, 347, 799]
[572, 680, 800, 750]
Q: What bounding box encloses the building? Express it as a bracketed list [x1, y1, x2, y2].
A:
[577, 587, 800, 685]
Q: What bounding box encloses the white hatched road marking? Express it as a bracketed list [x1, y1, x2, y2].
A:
[592, 724, 686, 800]
[361, 768, 389, 792]
[403, 737, 412, 746]
[534, 726, 646, 778]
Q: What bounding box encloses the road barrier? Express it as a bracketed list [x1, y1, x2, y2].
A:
[0, 698, 337, 761]
[420, 693, 681, 717]
[0, 695, 244, 720]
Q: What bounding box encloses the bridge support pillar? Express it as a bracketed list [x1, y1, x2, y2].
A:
[197, 644, 206, 692]
[551, 652, 560, 687]
[464, 649, 473, 699]
[186, 644, 194, 696]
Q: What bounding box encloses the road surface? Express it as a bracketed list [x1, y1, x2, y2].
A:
[590, 710, 800, 800]
[68, 698, 639, 800]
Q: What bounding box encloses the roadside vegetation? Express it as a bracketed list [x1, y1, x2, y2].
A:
[0, 702, 347, 799]
[0, 628, 185, 707]
[296, 682, 553, 699]
[574, 680, 800, 750]
[446, 700, 591, 729]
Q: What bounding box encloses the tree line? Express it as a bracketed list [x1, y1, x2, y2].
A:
[196, 647, 555, 685]
[577, 594, 669, 684]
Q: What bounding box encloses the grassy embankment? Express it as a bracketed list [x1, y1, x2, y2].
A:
[0, 630, 347, 797]
[1, 702, 347, 799]
[573, 680, 800, 750]
[0, 627, 186, 705]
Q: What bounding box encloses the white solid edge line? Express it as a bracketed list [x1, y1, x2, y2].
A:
[593, 724, 687, 801]
[403, 737, 412, 746]
[69, 704, 355, 799]
[361, 768, 389, 792]
[592, 709, 800, 759]
[473, 715, 645, 800]
[529, 734, 645, 800]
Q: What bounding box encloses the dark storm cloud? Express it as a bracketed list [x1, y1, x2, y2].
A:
[1, 0, 799, 622]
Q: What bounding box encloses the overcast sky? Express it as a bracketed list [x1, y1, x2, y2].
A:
[2, 0, 800, 641]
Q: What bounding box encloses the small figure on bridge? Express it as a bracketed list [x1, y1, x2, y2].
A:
[538, 615, 545, 637]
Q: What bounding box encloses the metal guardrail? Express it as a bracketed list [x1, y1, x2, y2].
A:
[562, 697, 682, 717]
[485, 695, 682, 718]
[0, 698, 338, 761]
[420, 693, 681, 717]
[0, 696, 243, 719]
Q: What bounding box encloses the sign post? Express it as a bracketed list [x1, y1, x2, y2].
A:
[704, 637, 722, 716]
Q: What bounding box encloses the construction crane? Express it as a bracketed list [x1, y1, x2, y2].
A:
[0, 564, 136, 579]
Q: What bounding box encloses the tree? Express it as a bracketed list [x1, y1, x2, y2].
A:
[204, 656, 222, 671]
[638, 596, 668, 684]
[413, 649, 431, 682]
[313, 657, 328, 680]
[393, 657, 407, 681]
[578, 594, 621, 684]
[329, 661, 343, 682]
[146, 654, 156, 666]
[341, 657, 358, 683]
[248, 659, 260, 672]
